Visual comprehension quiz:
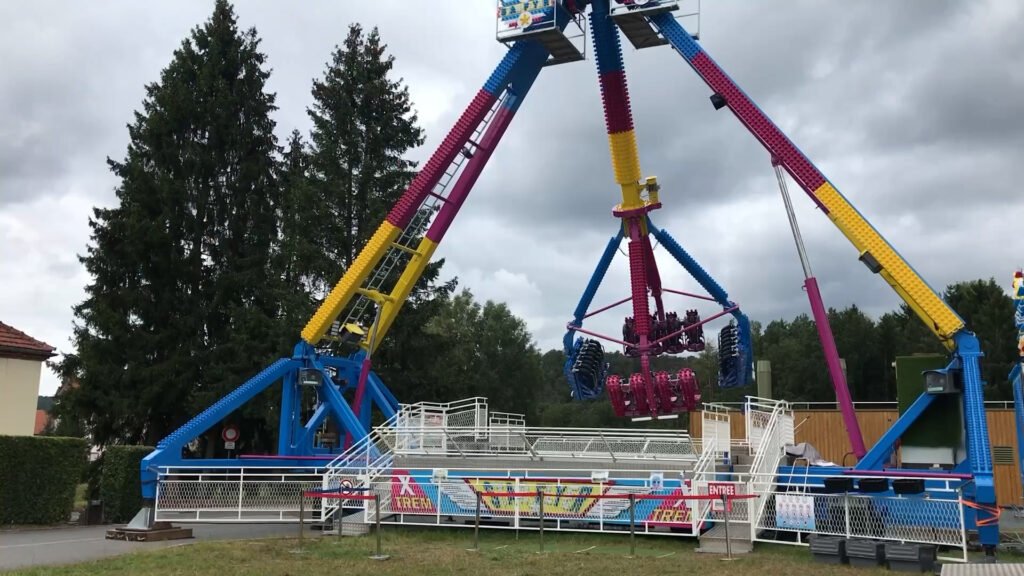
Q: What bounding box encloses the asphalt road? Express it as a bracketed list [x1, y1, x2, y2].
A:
[0, 523, 302, 572]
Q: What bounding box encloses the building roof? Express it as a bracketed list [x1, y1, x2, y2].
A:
[0, 322, 56, 361]
[34, 410, 51, 435]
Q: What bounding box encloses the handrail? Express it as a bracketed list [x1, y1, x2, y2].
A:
[746, 399, 791, 530]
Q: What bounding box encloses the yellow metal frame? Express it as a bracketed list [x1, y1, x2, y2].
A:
[301, 221, 400, 345]
[812, 182, 963, 348]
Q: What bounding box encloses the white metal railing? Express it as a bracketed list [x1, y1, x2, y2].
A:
[154, 467, 326, 523]
[704, 400, 1019, 411]
[748, 470, 968, 562]
[385, 425, 698, 462]
[700, 402, 732, 455]
[489, 411, 526, 428]
[745, 397, 791, 539]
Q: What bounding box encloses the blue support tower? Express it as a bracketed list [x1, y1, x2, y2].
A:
[141, 342, 386, 500]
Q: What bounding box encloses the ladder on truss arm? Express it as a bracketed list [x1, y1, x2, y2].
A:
[328, 91, 510, 341]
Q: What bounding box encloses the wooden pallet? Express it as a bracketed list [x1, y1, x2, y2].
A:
[105, 522, 193, 542]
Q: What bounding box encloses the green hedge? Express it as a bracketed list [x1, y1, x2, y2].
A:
[0, 436, 87, 524]
[100, 445, 154, 523]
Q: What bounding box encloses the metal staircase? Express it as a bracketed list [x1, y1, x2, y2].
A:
[696, 397, 791, 554]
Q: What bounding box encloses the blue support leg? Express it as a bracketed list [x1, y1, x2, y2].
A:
[367, 372, 399, 421]
[647, 217, 754, 385]
[855, 391, 936, 471]
[563, 227, 623, 400]
[360, 379, 372, 431]
[141, 357, 299, 499]
[320, 353, 400, 420]
[1012, 364, 1024, 489]
[316, 366, 370, 442]
[955, 332, 998, 549]
[278, 370, 298, 455]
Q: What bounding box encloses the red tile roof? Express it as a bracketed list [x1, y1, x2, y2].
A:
[34, 409, 51, 435]
[0, 322, 56, 360]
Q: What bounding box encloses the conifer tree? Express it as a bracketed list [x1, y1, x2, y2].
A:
[300, 24, 458, 401]
[56, 0, 285, 447]
[305, 23, 425, 281]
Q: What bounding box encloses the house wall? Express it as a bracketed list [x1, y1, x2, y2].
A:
[0, 357, 43, 436]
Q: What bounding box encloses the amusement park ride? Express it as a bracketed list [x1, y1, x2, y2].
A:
[1012, 271, 1024, 491]
[139, 0, 1004, 552]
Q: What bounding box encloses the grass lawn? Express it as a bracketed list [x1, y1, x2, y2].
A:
[3, 527, 890, 576]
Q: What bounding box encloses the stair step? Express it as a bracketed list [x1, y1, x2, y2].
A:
[698, 523, 753, 554]
[328, 510, 372, 536]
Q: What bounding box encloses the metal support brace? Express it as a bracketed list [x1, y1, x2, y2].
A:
[564, 227, 625, 352]
[773, 162, 865, 458]
[855, 392, 936, 470]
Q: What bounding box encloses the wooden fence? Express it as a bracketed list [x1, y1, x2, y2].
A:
[690, 408, 1022, 507]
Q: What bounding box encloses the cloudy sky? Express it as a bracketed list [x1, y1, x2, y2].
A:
[2, 1, 1022, 397]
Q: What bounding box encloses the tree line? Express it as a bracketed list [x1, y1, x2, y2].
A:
[50, 1, 1020, 446]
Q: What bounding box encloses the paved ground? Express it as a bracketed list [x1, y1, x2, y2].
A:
[0, 523, 302, 572]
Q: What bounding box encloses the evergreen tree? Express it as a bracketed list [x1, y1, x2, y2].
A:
[275, 130, 323, 333]
[298, 23, 458, 406]
[55, 0, 285, 447]
[417, 290, 546, 422]
[305, 23, 425, 283]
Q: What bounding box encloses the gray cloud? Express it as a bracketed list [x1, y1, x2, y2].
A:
[2, 0, 1021, 396]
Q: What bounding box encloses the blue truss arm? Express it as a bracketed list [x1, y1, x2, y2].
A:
[855, 390, 937, 471]
[647, 216, 754, 385]
[1012, 363, 1024, 490]
[563, 227, 624, 353]
[141, 357, 299, 498]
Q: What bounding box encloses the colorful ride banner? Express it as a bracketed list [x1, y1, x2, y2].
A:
[387, 470, 698, 528]
[497, 0, 557, 38]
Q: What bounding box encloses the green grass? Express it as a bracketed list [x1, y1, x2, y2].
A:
[3, 527, 890, 576]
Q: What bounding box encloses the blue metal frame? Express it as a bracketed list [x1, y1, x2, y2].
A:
[1012, 364, 1024, 492]
[140, 341, 395, 499]
[650, 11, 1001, 547]
[646, 216, 754, 387]
[563, 227, 623, 399]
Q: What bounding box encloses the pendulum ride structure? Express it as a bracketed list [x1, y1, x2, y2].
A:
[559, 0, 753, 421]
[139, 0, 1001, 552]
